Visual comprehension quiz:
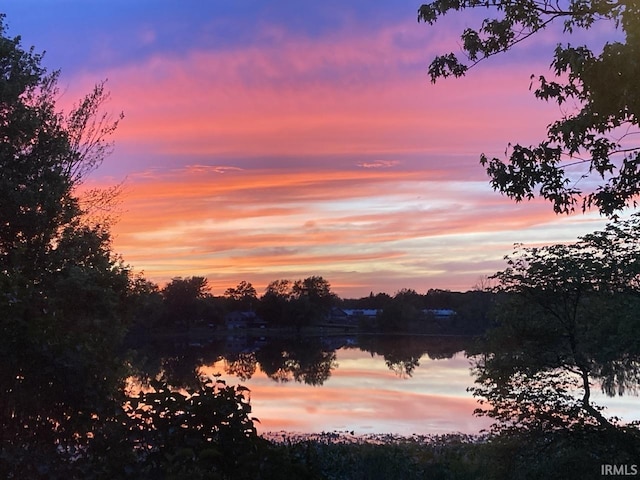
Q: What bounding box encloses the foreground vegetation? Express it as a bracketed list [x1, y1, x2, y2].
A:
[265, 429, 640, 480]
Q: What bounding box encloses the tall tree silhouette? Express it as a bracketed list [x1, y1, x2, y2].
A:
[420, 0, 640, 214]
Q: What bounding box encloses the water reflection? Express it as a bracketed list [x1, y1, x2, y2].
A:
[135, 334, 473, 386]
[130, 333, 640, 435]
[132, 334, 494, 434]
[203, 339, 491, 435]
[253, 337, 338, 385]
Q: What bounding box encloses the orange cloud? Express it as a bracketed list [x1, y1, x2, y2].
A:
[80, 161, 609, 296]
[71, 18, 609, 295]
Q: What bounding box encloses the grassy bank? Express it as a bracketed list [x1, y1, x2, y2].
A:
[255, 428, 640, 480]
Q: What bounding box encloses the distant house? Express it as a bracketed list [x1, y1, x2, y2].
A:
[224, 311, 266, 330]
[327, 308, 379, 328]
[423, 309, 456, 319]
[342, 309, 379, 319]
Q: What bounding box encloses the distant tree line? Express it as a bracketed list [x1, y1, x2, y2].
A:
[127, 274, 336, 332]
[125, 275, 494, 339]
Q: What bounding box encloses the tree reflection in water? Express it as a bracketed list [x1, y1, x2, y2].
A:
[357, 335, 467, 378]
[224, 351, 258, 381]
[469, 218, 640, 434]
[130, 334, 472, 389]
[126, 331, 639, 436]
[245, 337, 338, 386]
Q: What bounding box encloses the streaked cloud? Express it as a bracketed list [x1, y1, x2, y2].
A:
[7, 2, 615, 296]
[357, 160, 401, 168]
[88, 162, 607, 296]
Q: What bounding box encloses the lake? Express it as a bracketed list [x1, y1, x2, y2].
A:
[177, 334, 640, 436]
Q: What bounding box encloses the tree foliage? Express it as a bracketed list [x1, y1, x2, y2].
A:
[123, 376, 262, 478]
[0, 15, 325, 478]
[160, 276, 211, 326]
[257, 279, 293, 325]
[376, 288, 424, 331]
[224, 280, 258, 310]
[419, 0, 640, 214]
[0, 14, 132, 476]
[471, 214, 640, 433]
[257, 276, 336, 328]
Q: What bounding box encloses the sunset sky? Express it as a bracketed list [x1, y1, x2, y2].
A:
[5, 1, 619, 297]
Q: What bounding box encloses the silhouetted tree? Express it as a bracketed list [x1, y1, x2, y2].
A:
[224, 280, 258, 311]
[420, 0, 640, 214]
[126, 274, 164, 336]
[342, 291, 392, 309]
[471, 214, 640, 433]
[424, 289, 455, 309]
[123, 376, 264, 477]
[0, 15, 130, 476]
[376, 288, 424, 331]
[290, 276, 337, 327]
[258, 279, 293, 325]
[292, 276, 335, 306]
[161, 276, 211, 327]
[258, 276, 336, 329]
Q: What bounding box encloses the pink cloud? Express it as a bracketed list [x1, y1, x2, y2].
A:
[67, 18, 557, 173]
[357, 160, 401, 168]
[80, 161, 609, 296]
[70, 17, 608, 296]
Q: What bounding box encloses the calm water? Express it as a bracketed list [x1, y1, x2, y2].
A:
[188, 335, 640, 436]
[202, 343, 490, 435]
